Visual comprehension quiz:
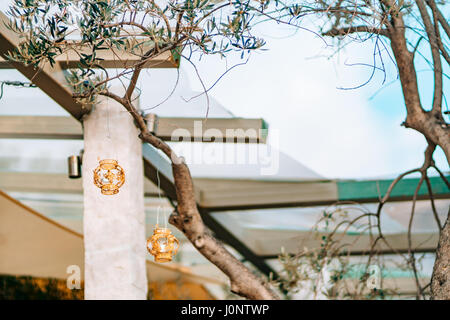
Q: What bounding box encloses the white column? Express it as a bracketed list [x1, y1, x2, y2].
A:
[82, 87, 147, 299]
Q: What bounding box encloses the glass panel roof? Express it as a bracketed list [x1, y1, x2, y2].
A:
[169, 142, 323, 180]
[0, 139, 83, 173]
[0, 70, 70, 116]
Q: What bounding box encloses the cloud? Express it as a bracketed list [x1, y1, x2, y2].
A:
[183, 23, 449, 178]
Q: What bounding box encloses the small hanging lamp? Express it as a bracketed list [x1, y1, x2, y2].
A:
[147, 225, 179, 263]
[93, 159, 125, 195]
[67, 155, 82, 179]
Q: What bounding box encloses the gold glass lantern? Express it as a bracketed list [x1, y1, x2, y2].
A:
[147, 226, 179, 263]
[93, 159, 125, 195]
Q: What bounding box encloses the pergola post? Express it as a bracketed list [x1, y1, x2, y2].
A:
[81, 88, 147, 299]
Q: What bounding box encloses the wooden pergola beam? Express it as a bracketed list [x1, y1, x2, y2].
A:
[0, 11, 178, 70]
[0, 171, 441, 257]
[0, 12, 178, 121]
[0, 171, 161, 196]
[0, 116, 83, 140]
[196, 176, 450, 211]
[0, 48, 177, 69]
[146, 114, 267, 143]
[0, 12, 84, 120]
[1, 170, 448, 209]
[0, 115, 267, 143]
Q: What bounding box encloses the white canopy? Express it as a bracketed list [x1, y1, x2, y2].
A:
[0, 189, 223, 286]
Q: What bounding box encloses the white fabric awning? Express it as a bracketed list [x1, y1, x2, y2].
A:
[0, 190, 223, 285]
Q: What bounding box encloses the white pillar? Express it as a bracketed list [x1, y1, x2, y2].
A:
[82, 88, 147, 299]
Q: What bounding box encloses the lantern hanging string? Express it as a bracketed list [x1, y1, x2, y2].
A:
[156, 205, 160, 227]
[164, 205, 167, 229]
[106, 96, 111, 140]
[105, 97, 117, 160]
[155, 169, 168, 229]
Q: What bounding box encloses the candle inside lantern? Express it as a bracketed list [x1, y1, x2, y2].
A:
[158, 238, 168, 252]
[147, 226, 179, 263]
[93, 159, 125, 195]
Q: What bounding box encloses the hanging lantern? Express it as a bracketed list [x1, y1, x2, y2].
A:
[93, 159, 125, 195]
[147, 226, 179, 263]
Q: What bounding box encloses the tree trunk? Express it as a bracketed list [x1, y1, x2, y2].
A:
[431, 212, 450, 299]
[387, 13, 450, 300]
[168, 161, 279, 300]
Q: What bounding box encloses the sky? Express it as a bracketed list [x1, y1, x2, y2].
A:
[0, 2, 448, 180]
[178, 20, 449, 179]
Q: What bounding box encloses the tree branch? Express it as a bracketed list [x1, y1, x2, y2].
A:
[323, 25, 390, 38]
[168, 163, 279, 299]
[416, 0, 443, 114]
[425, 0, 450, 39]
[424, 0, 450, 65]
[424, 175, 443, 232]
[407, 174, 425, 299]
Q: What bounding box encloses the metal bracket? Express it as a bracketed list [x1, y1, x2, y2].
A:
[67, 149, 84, 179]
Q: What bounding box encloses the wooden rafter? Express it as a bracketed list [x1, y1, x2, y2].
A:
[196, 176, 450, 211]
[0, 172, 443, 256]
[0, 12, 84, 119]
[0, 171, 448, 209]
[0, 171, 161, 196]
[0, 115, 267, 142]
[0, 46, 177, 69]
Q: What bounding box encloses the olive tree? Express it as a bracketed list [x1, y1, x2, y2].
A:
[5, 0, 277, 300]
